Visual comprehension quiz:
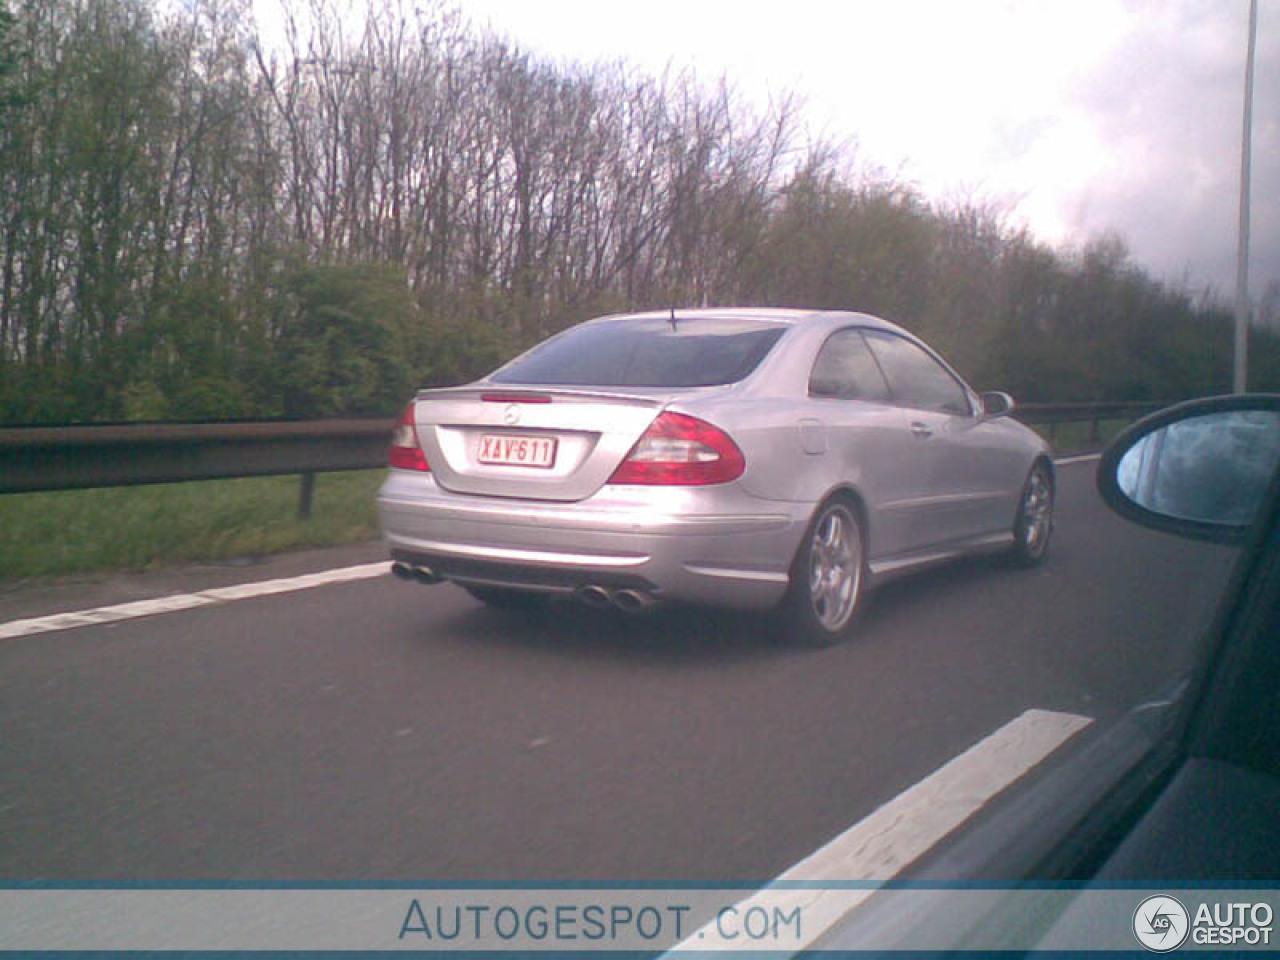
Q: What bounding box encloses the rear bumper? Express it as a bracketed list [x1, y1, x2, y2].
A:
[377, 471, 807, 609]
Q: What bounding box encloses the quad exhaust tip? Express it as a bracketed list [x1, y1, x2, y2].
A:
[391, 561, 442, 585]
[576, 585, 613, 609]
[612, 589, 656, 614]
[575, 584, 657, 614]
[393, 567, 653, 610]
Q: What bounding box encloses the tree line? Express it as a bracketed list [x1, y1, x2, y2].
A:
[0, 0, 1276, 424]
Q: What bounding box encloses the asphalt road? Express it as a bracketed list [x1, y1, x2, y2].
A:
[0, 460, 1238, 882]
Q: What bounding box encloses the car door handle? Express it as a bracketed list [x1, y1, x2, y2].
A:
[910, 421, 933, 438]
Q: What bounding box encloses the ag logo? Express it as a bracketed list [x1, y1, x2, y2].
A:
[1133, 895, 1190, 952]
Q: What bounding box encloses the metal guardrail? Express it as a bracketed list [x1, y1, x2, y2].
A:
[0, 401, 1167, 513]
[0, 419, 393, 516]
[1013, 402, 1164, 446]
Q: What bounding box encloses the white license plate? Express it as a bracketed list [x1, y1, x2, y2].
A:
[477, 434, 558, 468]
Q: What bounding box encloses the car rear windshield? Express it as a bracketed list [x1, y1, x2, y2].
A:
[489, 316, 787, 388]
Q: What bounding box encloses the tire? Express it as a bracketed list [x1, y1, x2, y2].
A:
[461, 585, 549, 612]
[1010, 461, 1054, 567]
[780, 497, 868, 647]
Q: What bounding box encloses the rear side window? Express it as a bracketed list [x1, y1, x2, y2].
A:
[809, 329, 891, 402]
[863, 330, 972, 415]
[490, 317, 787, 388]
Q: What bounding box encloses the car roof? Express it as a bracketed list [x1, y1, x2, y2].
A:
[604, 307, 905, 335]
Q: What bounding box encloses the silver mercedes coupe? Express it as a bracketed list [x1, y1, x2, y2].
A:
[378, 308, 1054, 645]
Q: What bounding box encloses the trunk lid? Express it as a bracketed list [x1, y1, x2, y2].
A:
[410, 386, 674, 501]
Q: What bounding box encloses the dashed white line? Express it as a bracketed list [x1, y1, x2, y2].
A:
[0, 562, 389, 641]
[672, 708, 1095, 953]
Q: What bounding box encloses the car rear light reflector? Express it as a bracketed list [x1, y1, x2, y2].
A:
[608, 411, 745, 486]
[388, 402, 430, 471]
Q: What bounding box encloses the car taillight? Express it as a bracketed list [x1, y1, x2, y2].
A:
[388, 402, 429, 471]
[608, 411, 745, 486]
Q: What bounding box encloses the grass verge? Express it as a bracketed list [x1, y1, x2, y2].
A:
[0, 469, 385, 582]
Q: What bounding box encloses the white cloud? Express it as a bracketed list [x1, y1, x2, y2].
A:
[1056, 0, 1279, 293]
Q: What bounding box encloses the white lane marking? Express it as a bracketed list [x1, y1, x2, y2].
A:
[0, 563, 389, 641]
[1054, 452, 1103, 466]
[672, 708, 1094, 953]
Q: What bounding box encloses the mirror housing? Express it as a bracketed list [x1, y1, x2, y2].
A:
[1097, 395, 1280, 543]
[980, 391, 1015, 419]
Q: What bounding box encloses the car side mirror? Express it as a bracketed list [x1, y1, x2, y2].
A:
[1097, 395, 1280, 543]
[980, 391, 1014, 419]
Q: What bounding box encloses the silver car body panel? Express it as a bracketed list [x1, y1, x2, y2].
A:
[380, 472, 807, 607]
[378, 308, 1051, 610]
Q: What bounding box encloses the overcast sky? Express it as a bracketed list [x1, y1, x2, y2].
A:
[455, 0, 1278, 302]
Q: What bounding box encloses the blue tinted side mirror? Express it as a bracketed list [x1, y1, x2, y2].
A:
[1098, 395, 1280, 543]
